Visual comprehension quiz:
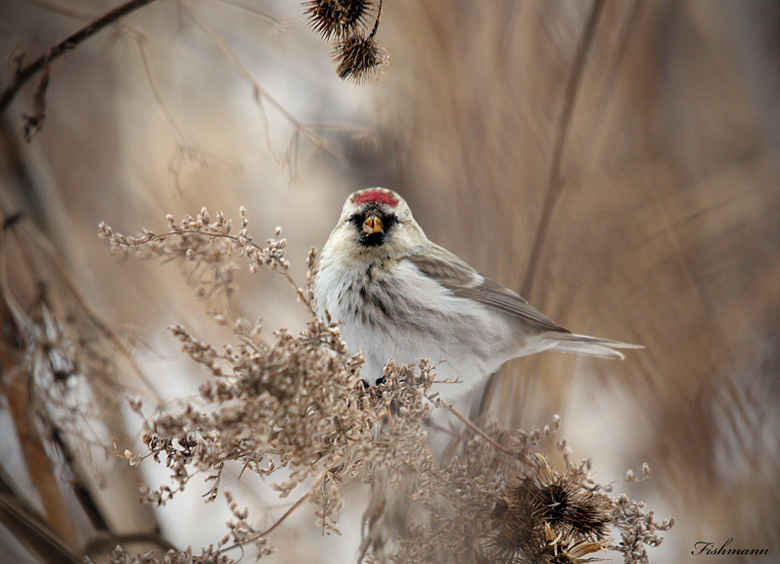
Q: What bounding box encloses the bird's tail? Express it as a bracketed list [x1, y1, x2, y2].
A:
[547, 333, 643, 360]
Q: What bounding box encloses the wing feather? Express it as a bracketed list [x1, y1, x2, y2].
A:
[406, 245, 568, 334]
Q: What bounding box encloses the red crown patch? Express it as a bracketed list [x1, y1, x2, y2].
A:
[352, 189, 399, 208]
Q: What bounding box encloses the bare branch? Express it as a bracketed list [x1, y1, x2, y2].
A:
[0, 0, 160, 117]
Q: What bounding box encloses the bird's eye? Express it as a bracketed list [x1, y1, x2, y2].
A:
[348, 213, 362, 224]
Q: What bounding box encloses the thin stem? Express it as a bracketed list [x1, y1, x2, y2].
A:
[520, 0, 605, 300]
[217, 469, 328, 554]
[178, 0, 346, 169]
[368, 0, 383, 40]
[445, 404, 515, 455]
[0, 0, 159, 115]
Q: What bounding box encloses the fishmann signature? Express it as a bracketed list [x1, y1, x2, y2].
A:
[692, 538, 769, 556]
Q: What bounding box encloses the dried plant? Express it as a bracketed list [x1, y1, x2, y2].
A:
[304, 0, 379, 40]
[0, 0, 162, 129]
[0, 212, 163, 559]
[94, 209, 671, 563]
[305, 0, 388, 83]
[0, 0, 355, 184]
[332, 32, 388, 84]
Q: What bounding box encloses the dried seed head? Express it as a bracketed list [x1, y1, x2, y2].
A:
[341, 0, 375, 31]
[564, 492, 612, 539]
[487, 453, 614, 563]
[485, 497, 543, 561]
[303, 0, 342, 38]
[332, 34, 388, 83]
[304, 0, 378, 39]
[544, 523, 607, 563]
[518, 474, 575, 528]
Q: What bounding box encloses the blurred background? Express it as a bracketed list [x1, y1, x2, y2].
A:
[0, 0, 778, 562]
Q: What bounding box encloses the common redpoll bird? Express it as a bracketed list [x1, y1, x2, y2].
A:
[314, 188, 641, 395]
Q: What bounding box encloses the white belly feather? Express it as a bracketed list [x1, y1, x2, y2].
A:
[314, 258, 530, 396]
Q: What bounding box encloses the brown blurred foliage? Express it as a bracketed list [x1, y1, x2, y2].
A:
[381, 1, 780, 560]
[0, 0, 778, 562]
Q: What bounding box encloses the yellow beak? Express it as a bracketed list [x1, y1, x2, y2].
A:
[362, 215, 383, 235]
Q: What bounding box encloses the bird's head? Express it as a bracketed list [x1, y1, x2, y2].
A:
[325, 188, 426, 260]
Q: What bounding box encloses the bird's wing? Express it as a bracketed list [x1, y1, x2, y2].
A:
[405, 244, 568, 333]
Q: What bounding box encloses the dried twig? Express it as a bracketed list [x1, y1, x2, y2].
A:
[217, 469, 328, 555]
[0, 0, 160, 116]
[179, 0, 347, 173]
[445, 403, 515, 455]
[21, 65, 51, 141]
